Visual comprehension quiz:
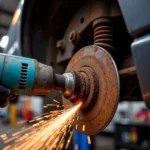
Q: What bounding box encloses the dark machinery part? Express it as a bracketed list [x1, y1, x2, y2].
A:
[55, 0, 121, 63]
[0, 85, 12, 107]
[119, 0, 150, 37]
[93, 17, 115, 54]
[132, 35, 150, 108]
[119, 0, 150, 108]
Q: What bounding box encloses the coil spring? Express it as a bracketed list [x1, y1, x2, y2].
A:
[93, 17, 115, 53]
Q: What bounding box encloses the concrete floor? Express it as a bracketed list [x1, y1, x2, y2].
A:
[0, 119, 114, 150]
[0, 119, 29, 149]
[93, 135, 114, 150]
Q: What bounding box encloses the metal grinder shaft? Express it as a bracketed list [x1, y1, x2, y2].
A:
[0, 53, 75, 97]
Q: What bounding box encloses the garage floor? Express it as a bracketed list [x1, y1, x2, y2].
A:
[93, 135, 114, 150]
[0, 120, 29, 149]
[0, 120, 114, 150]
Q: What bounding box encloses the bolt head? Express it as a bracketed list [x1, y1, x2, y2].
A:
[69, 30, 77, 43]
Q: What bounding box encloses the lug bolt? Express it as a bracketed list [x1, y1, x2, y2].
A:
[68, 30, 78, 45]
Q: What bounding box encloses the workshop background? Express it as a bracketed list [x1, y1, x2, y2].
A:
[0, 0, 149, 150]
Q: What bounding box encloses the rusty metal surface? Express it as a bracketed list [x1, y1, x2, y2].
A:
[79, 67, 99, 110]
[119, 66, 136, 75]
[31, 61, 55, 95]
[119, 66, 142, 100]
[93, 17, 115, 54]
[56, 0, 121, 63]
[68, 30, 78, 45]
[63, 45, 119, 135]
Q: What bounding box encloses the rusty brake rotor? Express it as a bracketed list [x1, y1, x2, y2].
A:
[63, 45, 120, 135]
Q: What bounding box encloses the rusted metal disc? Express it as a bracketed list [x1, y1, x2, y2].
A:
[63, 45, 119, 135]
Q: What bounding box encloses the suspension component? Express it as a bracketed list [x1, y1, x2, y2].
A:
[93, 17, 115, 54]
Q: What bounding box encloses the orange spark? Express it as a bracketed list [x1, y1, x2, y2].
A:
[17, 120, 26, 124]
[82, 125, 85, 131]
[53, 99, 60, 104]
[29, 120, 35, 123]
[3, 103, 81, 150]
[75, 124, 78, 129]
[65, 131, 74, 149]
[46, 104, 58, 107]
[87, 136, 91, 145]
[43, 106, 48, 108]
[1, 134, 7, 138]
